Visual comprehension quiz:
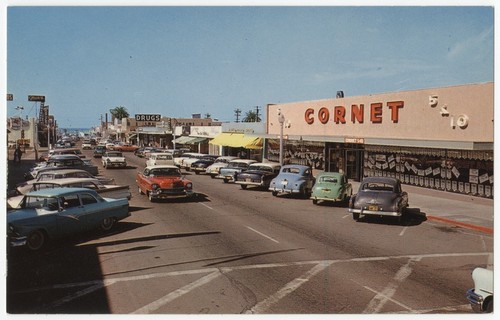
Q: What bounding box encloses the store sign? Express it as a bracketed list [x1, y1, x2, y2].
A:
[345, 137, 364, 144]
[304, 101, 404, 125]
[28, 95, 46, 102]
[135, 114, 161, 121]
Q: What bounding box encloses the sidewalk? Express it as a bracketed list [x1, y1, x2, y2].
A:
[6, 149, 494, 234]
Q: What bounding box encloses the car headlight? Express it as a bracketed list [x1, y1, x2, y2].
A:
[151, 184, 160, 190]
[186, 182, 193, 189]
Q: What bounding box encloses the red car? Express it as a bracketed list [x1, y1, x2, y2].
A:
[114, 143, 140, 152]
[136, 165, 195, 202]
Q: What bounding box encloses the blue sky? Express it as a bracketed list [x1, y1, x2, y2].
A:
[4, 4, 494, 128]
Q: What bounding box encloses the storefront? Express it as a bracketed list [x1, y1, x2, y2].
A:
[266, 82, 494, 198]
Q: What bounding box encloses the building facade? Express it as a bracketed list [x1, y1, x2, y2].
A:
[266, 82, 494, 198]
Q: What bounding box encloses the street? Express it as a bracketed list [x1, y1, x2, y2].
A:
[6, 149, 493, 314]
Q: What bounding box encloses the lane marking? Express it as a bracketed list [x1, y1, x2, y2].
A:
[132, 271, 222, 314]
[399, 226, 408, 236]
[362, 285, 415, 312]
[246, 226, 280, 243]
[199, 202, 214, 210]
[363, 257, 420, 313]
[245, 261, 333, 314]
[15, 252, 490, 311]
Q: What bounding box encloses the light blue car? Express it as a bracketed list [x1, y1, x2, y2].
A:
[7, 187, 130, 251]
[269, 165, 315, 197]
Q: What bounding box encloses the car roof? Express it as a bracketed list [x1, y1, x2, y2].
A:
[317, 172, 344, 178]
[145, 165, 179, 170]
[150, 153, 173, 156]
[38, 168, 88, 175]
[249, 162, 281, 168]
[361, 176, 399, 184]
[229, 159, 257, 163]
[34, 177, 99, 185]
[281, 164, 311, 169]
[26, 187, 98, 197]
[49, 154, 81, 160]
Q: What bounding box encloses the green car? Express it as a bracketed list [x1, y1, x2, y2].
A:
[311, 172, 352, 205]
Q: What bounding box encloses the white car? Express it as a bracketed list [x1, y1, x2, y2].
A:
[467, 267, 493, 313]
[205, 156, 238, 178]
[146, 153, 175, 167]
[82, 141, 93, 150]
[102, 151, 127, 169]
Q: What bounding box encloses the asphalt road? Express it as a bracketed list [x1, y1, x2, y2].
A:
[6, 149, 493, 314]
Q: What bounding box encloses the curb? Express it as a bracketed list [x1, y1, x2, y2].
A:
[427, 215, 493, 235]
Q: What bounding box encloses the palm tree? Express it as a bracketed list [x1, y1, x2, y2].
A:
[243, 110, 261, 122]
[109, 106, 130, 121]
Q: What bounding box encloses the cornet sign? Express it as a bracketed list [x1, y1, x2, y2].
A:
[304, 101, 404, 125]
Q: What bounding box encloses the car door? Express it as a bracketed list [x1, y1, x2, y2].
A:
[79, 192, 107, 228]
[56, 194, 87, 236]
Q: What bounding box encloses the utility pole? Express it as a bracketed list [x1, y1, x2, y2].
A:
[234, 108, 242, 123]
[255, 106, 261, 122]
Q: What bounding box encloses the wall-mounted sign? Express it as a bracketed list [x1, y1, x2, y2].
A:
[7, 94, 13, 101]
[345, 137, 364, 144]
[28, 95, 45, 102]
[135, 114, 161, 122]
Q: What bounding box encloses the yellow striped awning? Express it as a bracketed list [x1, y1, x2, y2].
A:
[209, 133, 263, 149]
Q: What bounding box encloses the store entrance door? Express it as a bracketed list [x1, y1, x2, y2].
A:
[345, 149, 363, 181]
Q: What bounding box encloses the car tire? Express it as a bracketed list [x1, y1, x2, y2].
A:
[27, 230, 46, 251]
[353, 213, 360, 221]
[210, 175, 215, 179]
[148, 192, 155, 202]
[241, 185, 247, 190]
[484, 297, 493, 313]
[195, 171, 200, 175]
[272, 191, 278, 196]
[223, 179, 228, 183]
[312, 199, 318, 205]
[100, 217, 115, 231]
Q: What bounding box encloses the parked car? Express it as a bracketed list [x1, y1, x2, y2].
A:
[467, 267, 493, 313]
[8, 177, 131, 208]
[102, 151, 127, 169]
[180, 153, 206, 170]
[39, 147, 86, 161]
[234, 162, 281, 190]
[7, 187, 130, 251]
[136, 165, 195, 202]
[218, 159, 257, 183]
[311, 172, 352, 205]
[348, 176, 409, 222]
[15, 169, 115, 195]
[205, 156, 238, 179]
[25, 155, 99, 180]
[269, 165, 315, 197]
[190, 156, 218, 174]
[93, 145, 107, 158]
[146, 153, 175, 167]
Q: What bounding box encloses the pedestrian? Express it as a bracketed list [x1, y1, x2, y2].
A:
[13, 145, 23, 164]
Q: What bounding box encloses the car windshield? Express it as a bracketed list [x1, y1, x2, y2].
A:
[361, 182, 395, 192]
[215, 158, 230, 164]
[248, 165, 273, 172]
[319, 176, 338, 183]
[149, 168, 181, 176]
[156, 155, 173, 160]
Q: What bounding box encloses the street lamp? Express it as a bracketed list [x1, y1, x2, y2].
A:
[277, 108, 285, 165]
[47, 119, 53, 150]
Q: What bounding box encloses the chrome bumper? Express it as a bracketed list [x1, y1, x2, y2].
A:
[466, 288, 484, 313]
[348, 208, 400, 217]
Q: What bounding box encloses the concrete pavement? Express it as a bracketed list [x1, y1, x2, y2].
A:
[6, 148, 494, 234]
